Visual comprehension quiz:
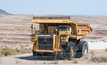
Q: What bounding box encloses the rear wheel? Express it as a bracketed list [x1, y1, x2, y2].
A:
[84, 45, 88, 55]
[77, 41, 88, 57]
[65, 41, 76, 59]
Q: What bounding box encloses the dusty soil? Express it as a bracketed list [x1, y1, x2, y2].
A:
[0, 50, 107, 65]
[0, 43, 107, 65]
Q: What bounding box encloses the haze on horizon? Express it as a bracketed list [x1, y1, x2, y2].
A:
[0, 0, 107, 16]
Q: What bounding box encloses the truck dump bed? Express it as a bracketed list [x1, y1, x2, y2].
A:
[31, 16, 92, 40]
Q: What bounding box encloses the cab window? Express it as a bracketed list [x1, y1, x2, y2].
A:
[58, 26, 70, 31]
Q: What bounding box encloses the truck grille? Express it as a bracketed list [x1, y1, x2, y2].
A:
[38, 36, 53, 50]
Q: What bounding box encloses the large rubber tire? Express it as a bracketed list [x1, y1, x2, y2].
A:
[33, 51, 42, 60]
[33, 51, 37, 56]
[65, 41, 76, 59]
[77, 41, 88, 58]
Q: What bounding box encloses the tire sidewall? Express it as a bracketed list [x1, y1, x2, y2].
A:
[66, 42, 76, 59]
[82, 42, 88, 56]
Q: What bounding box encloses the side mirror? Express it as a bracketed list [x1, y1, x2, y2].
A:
[31, 24, 33, 34]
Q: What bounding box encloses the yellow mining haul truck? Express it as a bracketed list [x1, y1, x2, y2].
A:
[30, 16, 92, 59]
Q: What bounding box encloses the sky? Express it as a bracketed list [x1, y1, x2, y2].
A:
[0, 0, 107, 16]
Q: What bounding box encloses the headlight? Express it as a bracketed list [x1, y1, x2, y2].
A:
[30, 36, 35, 39]
[33, 36, 35, 38]
[64, 37, 66, 39]
[61, 37, 63, 39]
[30, 36, 32, 39]
[61, 37, 66, 39]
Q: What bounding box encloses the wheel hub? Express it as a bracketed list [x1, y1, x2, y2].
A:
[84, 45, 87, 55]
[71, 46, 74, 56]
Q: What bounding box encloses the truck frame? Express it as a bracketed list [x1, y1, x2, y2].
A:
[30, 16, 92, 59]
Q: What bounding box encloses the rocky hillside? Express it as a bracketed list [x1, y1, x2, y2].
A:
[0, 15, 107, 46]
[0, 15, 36, 45]
[0, 9, 11, 15]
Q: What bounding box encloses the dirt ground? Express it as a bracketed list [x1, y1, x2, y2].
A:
[0, 49, 107, 65]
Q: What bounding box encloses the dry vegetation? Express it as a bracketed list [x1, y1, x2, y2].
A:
[1, 47, 17, 56]
[105, 48, 107, 52]
[73, 59, 78, 63]
[0, 43, 32, 56]
[15, 47, 32, 54]
[54, 60, 59, 64]
[16, 60, 21, 64]
[91, 56, 107, 63]
[0, 48, 2, 56]
[88, 50, 107, 63]
[0, 48, 107, 64]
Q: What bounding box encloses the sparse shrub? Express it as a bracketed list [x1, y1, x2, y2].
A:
[91, 57, 107, 63]
[5, 45, 7, 47]
[20, 49, 27, 53]
[81, 57, 86, 61]
[25, 44, 29, 47]
[14, 47, 32, 54]
[19, 44, 29, 48]
[63, 59, 69, 63]
[0, 48, 4, 56]
[90, 50, 95, 56]
[0, 48, 2, 52]
[87, 60, 91, 63]
[69, 58, 73, 61]
[16, 60, 21, 64]
[15, 48, 19, 52]
[105, 48, 107, 52]
[27, 42, 30, 44]
[54, 60, 59, 64]
[0, 53, 1, 56]
[19, 44, 25, 48]
[18, 48, 32, 54]
[1, 47, 12, 56]
[12, 50, 17, 55]
[73, 59, 78, 63]
[1, 47, 17, 56]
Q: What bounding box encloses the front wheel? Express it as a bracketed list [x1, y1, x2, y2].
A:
[65, 41, 76, 59]
[33, 51, 42, 59]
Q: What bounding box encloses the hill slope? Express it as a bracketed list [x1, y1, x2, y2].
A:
[0, 15, 107, 46]
[0, 9, 11, 15]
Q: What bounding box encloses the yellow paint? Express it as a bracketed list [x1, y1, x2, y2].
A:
[55, 35, 60, 49]
[54, 49, 63, 52]
[36, 50, 54, 53]
[31, 19, 71, 23]
[53, 36, 55, 49]
[33, 35, 38, 51]
[31, 16, 92, 53]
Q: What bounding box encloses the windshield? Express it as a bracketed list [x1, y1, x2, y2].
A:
[58, 26, 70, 31]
